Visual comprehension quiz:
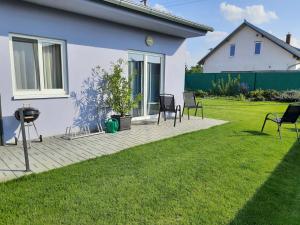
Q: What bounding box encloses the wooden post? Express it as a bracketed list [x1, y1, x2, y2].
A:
[19, 108, 30, 172]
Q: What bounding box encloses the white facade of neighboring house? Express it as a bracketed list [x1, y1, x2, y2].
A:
[200, 21, 300, 73]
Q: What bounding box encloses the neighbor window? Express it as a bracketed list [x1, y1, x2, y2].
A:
[229, 44, 235, 57]
[255, 42, 262, 55]
[10, 34, 68, 98]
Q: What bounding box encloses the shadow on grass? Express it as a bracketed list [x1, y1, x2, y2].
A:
[242, 130, 270, 136]
[229, 141, 300, 225]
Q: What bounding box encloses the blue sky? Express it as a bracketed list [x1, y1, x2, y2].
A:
[133, 0, 300, 67]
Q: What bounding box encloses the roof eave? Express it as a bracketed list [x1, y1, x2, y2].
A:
[22, 0, 213, 38]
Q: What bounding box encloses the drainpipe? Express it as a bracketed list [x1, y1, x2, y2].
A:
[0, 95, 4, 146]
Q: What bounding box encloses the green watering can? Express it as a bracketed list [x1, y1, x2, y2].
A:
[105, 118, 119, 133]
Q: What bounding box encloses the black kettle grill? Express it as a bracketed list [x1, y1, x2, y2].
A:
[15, 107, 42, 145]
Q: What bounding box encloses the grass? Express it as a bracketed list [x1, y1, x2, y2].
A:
[0, 98, 299, 225]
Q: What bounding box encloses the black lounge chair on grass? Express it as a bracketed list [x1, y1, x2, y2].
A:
[261, 104, 300, 140]
[182, 92, 204, 119]
[158, 94, 181, 127]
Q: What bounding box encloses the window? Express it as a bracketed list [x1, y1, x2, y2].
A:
[255, 42, 262, 55]
[229, 44, 235, 57]
[9, 34, 68, 99]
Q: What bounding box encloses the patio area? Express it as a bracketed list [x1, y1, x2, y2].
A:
[0, 117, 226, 182]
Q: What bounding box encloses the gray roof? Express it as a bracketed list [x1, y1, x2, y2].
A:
[93, 0, 214, 33]
[199, 20, 300, 64]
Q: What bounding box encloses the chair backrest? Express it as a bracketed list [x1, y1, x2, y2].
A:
[281, 104, 300, 123]
[159, 94, 175, 112]
[183, 92, 196, 107]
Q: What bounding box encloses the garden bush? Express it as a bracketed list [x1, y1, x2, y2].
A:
[276, 90, 300, 102]
[248, 89, 265, 101]
[194, 90, 209, 98]
[211, 75, 241, 96]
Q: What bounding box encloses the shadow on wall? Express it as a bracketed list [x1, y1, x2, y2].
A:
[229, 141, 300, 225]
[70, 67, 110, 131]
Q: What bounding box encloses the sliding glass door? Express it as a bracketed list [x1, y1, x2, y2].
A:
[128, 51, 164, 118]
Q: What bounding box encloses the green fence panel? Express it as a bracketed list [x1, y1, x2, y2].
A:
[185, 71, 300, 91]
[256, 72, 300, 91]
[185, 73, 215, 91]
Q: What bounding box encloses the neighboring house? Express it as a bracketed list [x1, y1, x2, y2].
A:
[199, 20, 300, 73]
[0, 0, 213, 144]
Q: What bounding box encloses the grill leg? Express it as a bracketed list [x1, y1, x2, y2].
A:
[201, 107, 204, 119]
[195, 107, 198, 117]
[296, 123, 299, 141]
[32, 122, 39, 137]
[27, 124, 31, 148]
[164, 111, 166, 121]
[188, 108, 190, 120]
[182, 105, 185, 117]
[277, 123, 282, 140]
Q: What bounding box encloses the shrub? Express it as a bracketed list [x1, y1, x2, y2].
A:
[237, 93, 246, 101]
[240, 82, 250, 96]
[249, 89, 265, 101]
[276, 90, 300, 102]
[211, 74, 241, 96]
[104, 59, 141, 116]
[195, 90, 209, 98]
[262, 89, 280, 101]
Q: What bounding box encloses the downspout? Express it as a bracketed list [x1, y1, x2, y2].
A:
[0, 94, 4, 146]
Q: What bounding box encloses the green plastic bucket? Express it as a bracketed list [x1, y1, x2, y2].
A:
[105, 118, 119, 133]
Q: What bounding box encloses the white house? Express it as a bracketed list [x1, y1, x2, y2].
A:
[199, 21, 300, 73]
[0, 0, 213, 144]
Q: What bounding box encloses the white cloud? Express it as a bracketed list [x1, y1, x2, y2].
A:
[153, 4, 171, 13]
[220, 2, 278, 25]
[204, 31, 228, 43]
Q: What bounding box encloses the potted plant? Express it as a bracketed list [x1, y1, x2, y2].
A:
[104, 59, 141, 131]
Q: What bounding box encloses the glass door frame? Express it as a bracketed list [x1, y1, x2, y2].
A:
[128, 50, 165, 120]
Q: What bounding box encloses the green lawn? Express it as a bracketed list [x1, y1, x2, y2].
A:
[0, 99, 299, 225]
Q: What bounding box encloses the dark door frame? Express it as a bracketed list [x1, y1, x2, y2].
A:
[0, 94, 4, 146]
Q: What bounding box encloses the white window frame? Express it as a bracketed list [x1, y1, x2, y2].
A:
[128, 50, 165, 120]
[9, 33, 69, 99]
[254, 41, 262, 55]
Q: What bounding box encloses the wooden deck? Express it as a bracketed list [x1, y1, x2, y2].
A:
[0, 117, 226, 182]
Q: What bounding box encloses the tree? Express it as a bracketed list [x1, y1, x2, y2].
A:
[185, 64, 203, 74]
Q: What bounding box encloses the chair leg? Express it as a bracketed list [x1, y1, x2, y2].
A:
[295, 123, 299, 141]
[179, 106, 182, 123]
[157, 111, 161, 125]
[182, 104, 185, 117]
[261, 117, 268, 132]
[277, 123, 282, 139]
[174, 111, 177, 127]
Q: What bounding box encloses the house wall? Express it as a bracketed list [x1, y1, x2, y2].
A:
[203, 26, 299, 73]
[0, 0, 186, 143]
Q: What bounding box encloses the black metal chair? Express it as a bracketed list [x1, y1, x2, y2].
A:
[182, 92, 204, 119]
[261, 104, 300, 140]
[158, 94, 181, 127]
